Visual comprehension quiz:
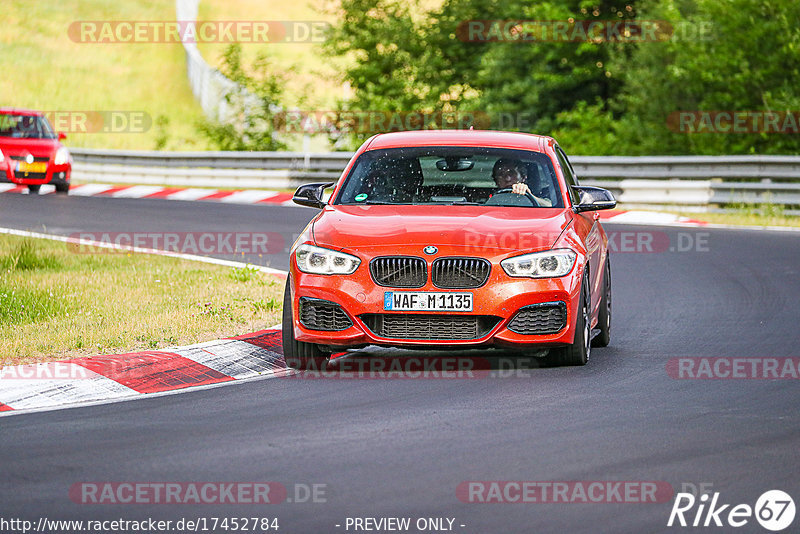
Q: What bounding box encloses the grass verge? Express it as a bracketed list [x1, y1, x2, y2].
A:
[0, 235, 283, 364]
[0, 0, 207, 151]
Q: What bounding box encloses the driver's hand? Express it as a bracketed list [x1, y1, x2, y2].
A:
[511, 182, 531, 195]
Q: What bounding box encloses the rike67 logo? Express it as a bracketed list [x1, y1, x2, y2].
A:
[668, 490, 795, 531]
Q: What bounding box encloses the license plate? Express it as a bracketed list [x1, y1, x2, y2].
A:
[17, 161, 47, 173]
[383, 291, 473, 312]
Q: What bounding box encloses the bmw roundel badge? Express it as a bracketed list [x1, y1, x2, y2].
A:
[423, 246, 438, 255]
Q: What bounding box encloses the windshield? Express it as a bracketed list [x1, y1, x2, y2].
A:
[0, 114, 56, 139]
[334, 146, 563, 208]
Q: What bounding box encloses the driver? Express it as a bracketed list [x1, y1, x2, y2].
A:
[16, 116, 36, 137]
[491, 158, 551, 205]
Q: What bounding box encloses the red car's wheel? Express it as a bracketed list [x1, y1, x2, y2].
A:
[592, 258, 611, 348]
[282, 279, 328, 370]
[549, 274, 590, 367]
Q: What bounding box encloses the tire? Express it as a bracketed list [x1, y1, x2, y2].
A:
[592, 257, 611, 348]
[282, 279, 327, 370]
[27, 184, 41, 194]
[55, 182, 70, 194]
[549, 274, 590, 367]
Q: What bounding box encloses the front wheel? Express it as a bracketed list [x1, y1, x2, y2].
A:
[592, 257, 611, 348]
[55, 182, 70, 194]
[549, 274, 590, 367]
[282, 279, 327, 370]
[27, 184, 41, 194]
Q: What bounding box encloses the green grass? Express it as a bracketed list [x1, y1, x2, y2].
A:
[0, 235, 283, 363]
[228, 264, 260, 282]
[0, 239, 63, 271]
[0, 283, 70, 325]
[0, 0, 208, 151]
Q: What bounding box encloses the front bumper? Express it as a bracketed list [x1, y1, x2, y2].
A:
[290, 256, 584, 350]
[0, 162, 71, 185]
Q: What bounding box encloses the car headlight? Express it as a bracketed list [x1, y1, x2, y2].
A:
[295, 244, 360, 275]
[501, 249, 577, 278]
[54, 147, 70, 166]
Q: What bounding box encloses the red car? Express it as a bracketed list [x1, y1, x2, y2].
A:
[0, 108, 72, 194]
[283, 130, 616, 368]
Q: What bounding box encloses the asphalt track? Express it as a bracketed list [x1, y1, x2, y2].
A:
[1, 193, 799, 533]
[0, 193, 311, 270]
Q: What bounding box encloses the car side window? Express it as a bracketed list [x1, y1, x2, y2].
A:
[555, 146, 581, 206]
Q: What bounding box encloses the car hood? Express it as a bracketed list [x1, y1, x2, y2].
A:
[0, 137, 59, 158]
[312, 205, 572, 254]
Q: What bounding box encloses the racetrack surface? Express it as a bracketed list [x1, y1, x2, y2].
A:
[1, 193, 799, 533]
[0, 193, 314, 270]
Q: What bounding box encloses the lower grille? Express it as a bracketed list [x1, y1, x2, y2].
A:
[360, 314, 501, 340]
[507, 302, 567, 335]
[14, 171, 47, 180]
[299, 297, 353, 331]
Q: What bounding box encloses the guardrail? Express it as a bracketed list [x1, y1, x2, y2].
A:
[176, 0, 259, 123]
[69, 149, 800, 214]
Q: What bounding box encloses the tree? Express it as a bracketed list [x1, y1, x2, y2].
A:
[325, 0, 800, 154]
[611, 0, 800, 154]
[198, 44, 287, 151]
[325, 0, 639, 148]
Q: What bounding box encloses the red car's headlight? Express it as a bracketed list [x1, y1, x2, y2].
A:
[296, 244, 361, 275]
[54, 147, 70, 166]
[501, 249, 577, 278]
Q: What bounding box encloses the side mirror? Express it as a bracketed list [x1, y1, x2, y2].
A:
[293, 182, 335, 209]
[572, 185, 617, 213]
[58, 132, 67, 141]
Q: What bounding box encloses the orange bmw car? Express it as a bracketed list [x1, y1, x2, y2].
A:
[283, 130, 616, 368]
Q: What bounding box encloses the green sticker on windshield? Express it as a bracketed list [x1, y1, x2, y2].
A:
[355, 193, 368, 202]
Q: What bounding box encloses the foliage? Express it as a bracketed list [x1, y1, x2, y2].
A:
[611, 0, 800, 154]
[198, 44, 288, 151]
[324, 0, 800, 155]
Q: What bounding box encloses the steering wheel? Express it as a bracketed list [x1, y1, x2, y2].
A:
[486, 188, 540, 207]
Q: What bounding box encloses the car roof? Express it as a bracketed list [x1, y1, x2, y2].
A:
[0, 108, 44, 116]
[365, 130, 554, 152]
